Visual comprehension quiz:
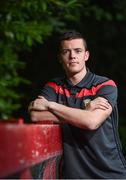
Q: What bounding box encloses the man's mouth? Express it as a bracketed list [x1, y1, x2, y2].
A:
[69, 62, 78, 65]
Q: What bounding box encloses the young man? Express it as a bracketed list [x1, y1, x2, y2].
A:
[29, 30, 126, 178]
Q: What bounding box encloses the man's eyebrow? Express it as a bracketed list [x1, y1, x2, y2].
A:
[62, 48, 83, 50]
[60, 48, 69, 52]
[74, 48, 83, 50]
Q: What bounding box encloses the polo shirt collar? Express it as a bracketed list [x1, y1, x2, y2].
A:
[64, 68, 93, 88]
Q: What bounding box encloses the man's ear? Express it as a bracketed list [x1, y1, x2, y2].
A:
[84, 51, 90, 61]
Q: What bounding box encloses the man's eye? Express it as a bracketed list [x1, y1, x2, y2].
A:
[61, 50, 68, 54]
[75, 49, 82, 53]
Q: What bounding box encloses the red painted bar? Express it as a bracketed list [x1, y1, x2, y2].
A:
[0, 121, 62, 178]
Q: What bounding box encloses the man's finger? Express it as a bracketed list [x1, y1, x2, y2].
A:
[38, 95, 44, 99]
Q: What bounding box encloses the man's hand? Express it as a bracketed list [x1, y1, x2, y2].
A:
[28, 96, 49, 112]
[28, 96, 61, 123]
[85, 97, 111, 111]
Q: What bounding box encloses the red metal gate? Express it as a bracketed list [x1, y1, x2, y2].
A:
[0, 120, 62, 179]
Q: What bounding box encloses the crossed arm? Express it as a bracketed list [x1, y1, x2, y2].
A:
[28, 96, 112, 130]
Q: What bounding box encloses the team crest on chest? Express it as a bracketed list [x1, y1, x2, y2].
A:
[83, 99, 91, 107]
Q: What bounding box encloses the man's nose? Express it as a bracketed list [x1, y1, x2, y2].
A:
[69, 50, 75, 59]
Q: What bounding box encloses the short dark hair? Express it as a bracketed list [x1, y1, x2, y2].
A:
[58, 30, 88, 51]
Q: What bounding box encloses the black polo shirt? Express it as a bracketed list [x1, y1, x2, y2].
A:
[40, 70, 126, 179]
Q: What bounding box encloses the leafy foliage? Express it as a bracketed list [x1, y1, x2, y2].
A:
[0, 0, 83, 119]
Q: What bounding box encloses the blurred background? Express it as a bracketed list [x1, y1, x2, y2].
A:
[0, 0, 126, 155]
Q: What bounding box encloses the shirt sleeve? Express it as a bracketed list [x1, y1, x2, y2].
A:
[39, 82, 57, 102]
[95, 81, 118, 109]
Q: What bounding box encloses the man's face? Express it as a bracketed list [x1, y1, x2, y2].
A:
[59, 39, 89, 76]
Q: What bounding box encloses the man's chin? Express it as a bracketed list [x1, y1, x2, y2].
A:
[67, 70, 80, 76]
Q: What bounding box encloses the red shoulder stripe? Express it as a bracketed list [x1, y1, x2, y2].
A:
[46, 82, 70, 97]
[76, 80, 116, 97]
[46, 80, 116, 98]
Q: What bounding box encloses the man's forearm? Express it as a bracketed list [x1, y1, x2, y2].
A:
[48, 101, 109, 130]
[28, 96, 112, 130]
[30, 110, 60, 123]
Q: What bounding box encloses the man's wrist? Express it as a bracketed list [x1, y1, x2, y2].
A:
[48, 101, 55, 111]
